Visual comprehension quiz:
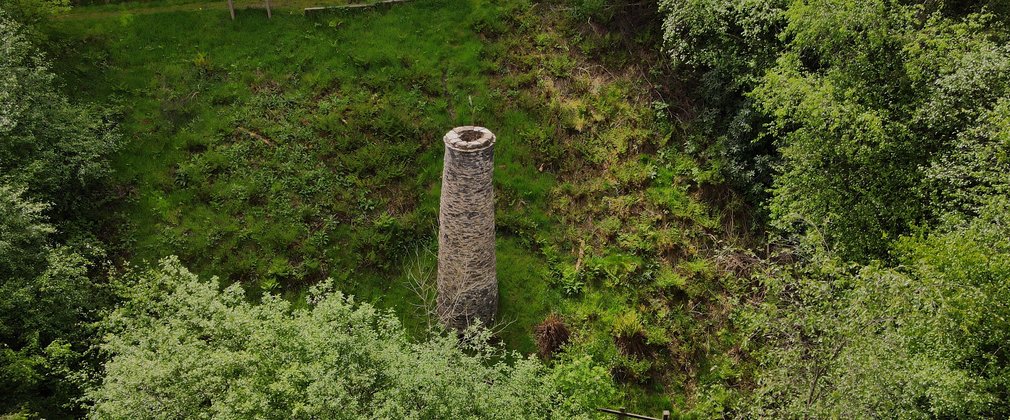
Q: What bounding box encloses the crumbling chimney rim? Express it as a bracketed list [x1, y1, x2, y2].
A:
[444, 126, 495, 152]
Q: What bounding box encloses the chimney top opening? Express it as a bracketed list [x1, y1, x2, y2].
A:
[444, 126, 495, 151]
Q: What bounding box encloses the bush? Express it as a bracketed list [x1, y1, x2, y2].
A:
[663, 0, 1010, 260]
[659, 0, 787, 198]
[0, 13, 121, 217]
[742, 198, 1010, 417]
[89, 258, 619, 418]
[535, 313, 571, 359]
[755, 1, 1010, 259]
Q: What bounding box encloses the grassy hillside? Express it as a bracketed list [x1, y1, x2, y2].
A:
[52, 0, 742, 413]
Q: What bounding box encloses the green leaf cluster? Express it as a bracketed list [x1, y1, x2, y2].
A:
[742, 197, 1010, 417]
[90, 257, 619, 419]
[0, 12, 120, 417]
[662, 0, 1010, 259]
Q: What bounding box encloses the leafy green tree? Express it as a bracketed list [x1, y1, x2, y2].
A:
[89, 257, 619, 419]
[0, 12, 120, 417]
[0, 183, 100, 417]
[752, 1, 1010, 259]
[741, 197, 1010, 417]
[0, 12, 120, 218]
[659, 0, 787, 198]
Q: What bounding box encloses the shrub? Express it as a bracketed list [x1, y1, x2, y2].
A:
[658, 0, 787, 198]
[0, 14, 121, 216]
[743, 198, 1010, 417]
[535, 313, 571, 359]
[89, 258, 619, 418]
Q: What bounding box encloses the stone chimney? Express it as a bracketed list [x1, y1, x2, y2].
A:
[436, 126, 497, 330]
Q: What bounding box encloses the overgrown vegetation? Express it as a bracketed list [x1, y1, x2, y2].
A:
[1, 8, 120, 417]
[662, 0, 1010, 416]
[90, 257, 617, 418]
[740, 197, 1010, 417]
[2, 0, 1009, 417]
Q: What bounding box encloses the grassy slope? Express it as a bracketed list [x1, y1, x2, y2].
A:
[58, 0, 556, 350]
[55, 0, 747, 414]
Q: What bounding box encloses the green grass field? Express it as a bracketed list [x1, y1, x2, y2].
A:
[57, 0, 558, 352]
[52, 0, 730, 413]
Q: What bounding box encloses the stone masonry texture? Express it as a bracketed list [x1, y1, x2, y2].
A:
[437, 126, 498, 330]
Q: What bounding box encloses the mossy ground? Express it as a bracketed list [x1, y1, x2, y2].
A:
[54, 0, 749, 414]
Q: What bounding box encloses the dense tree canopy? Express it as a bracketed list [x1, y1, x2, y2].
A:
[741, 198, 1010, 417]
[758, 0, 1010, 259]
[0, 11, 119, 417]
[662, 0, 1010, 259]
[661, 0, 1010, 416]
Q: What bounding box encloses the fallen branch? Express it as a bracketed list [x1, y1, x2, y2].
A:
[236, 126, 274, 147]
[304, 0, 409, 14]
